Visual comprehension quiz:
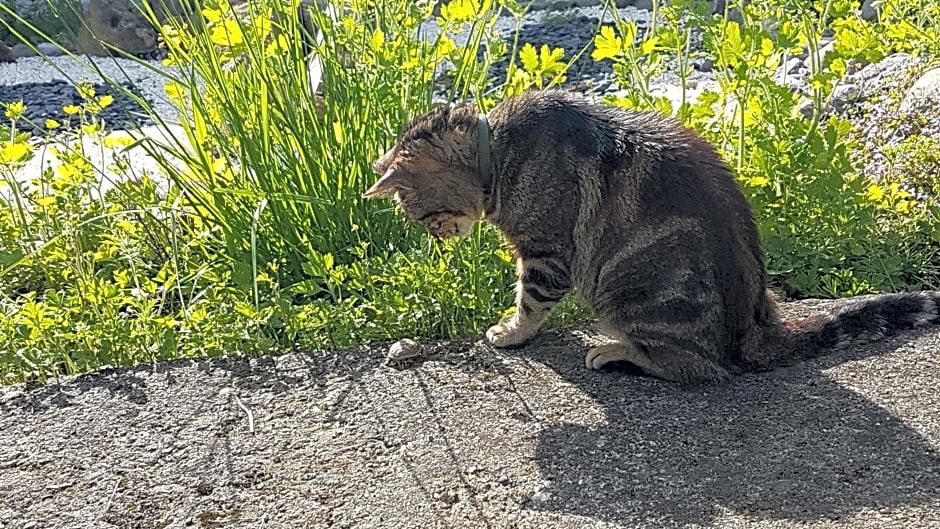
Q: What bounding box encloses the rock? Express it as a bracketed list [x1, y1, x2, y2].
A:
[35, 42, 64, 56]
[829, 83, 860, 112]
[782, 73, 808, 94]
[627, 0, 654, 10]
[2, 0, 83, 49]
[899, 67, 940, 115]
[0, 40, 14, 63]
[76, 0, 159, 56]
[860, 0, 878, 21]
[530, 490, 552, 502]
[7, 0, 198, 57]
[387, 339, 424, 361]
[814, 40, 838, 69]
[798, 98, 815, 120]
[783, 57, 803, 75]
[11, 43, 36, 58]
[843, 53, 923, 104]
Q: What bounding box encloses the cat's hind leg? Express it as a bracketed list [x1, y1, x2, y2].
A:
[586, 338, 730, 385]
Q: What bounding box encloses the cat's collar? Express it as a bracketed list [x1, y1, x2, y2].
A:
[477, 113, 493, 191]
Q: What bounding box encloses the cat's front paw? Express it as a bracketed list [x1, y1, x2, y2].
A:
[485, 314, 538, 348]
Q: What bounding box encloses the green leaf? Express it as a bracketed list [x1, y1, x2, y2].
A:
[545, 45, 564, 65]
[719, 21, 744, 68]
[0, 142, 31, 164]
[760, 37, 774, 58]
[440, 0, 476, 23]
[639, 36, 659, 55]
[210, 20, 244, 47]
[591, 25, 622, 61]
[0, 250, 24, 266]
[748, 176, 770, 187]
[519, 43, 539, 73]
[370, 28, 385, 52]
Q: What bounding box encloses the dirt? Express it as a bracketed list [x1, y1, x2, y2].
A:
[2, 297, 940, 529]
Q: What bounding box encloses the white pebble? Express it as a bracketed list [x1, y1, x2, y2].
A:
[387, 338, 423, 361]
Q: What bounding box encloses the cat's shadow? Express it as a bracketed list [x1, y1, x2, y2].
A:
[506, 326, 940, 526]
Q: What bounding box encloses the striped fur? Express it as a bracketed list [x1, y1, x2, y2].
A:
[365, 89, 940, 385]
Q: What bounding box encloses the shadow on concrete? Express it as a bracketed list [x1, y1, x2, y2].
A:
[514, 325, 940, 526]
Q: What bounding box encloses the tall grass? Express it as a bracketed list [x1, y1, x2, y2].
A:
[0, 0, 592, 382]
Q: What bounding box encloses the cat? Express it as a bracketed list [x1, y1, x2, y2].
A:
[363, 88, 940, 384]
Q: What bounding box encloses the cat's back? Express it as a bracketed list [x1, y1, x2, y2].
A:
[491, 90, 720, 168]
[489, 89, 612, 157]
[487, 92, 753, 244]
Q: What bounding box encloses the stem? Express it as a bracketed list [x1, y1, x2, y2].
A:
[738, 92, 746, 172]
[651, 0, 659, 36]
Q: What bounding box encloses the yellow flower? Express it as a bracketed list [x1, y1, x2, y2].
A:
[62, 105, 81, 115]
[102, 135, 136, 149]
[0, 141, 32, 164]
[3, 101, 26, 120]
[35, 196, 57, 208]
[45, 118, 61, 130]
[76, 82, 95, 100]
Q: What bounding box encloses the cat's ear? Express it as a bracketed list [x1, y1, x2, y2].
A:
[371, 147, 397, 175]
[363, 167, 411, 199]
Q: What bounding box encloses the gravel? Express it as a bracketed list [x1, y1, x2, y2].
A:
[0, 55, 183, 134]
[0, 79, 154, 135]
[1, 297, 939, 528]
[420, 6, 650, 92]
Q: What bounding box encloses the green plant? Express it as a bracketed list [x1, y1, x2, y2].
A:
[0, 87, 284, 383]
[0, 0, 595, 383]
[876, 0, 940, 56]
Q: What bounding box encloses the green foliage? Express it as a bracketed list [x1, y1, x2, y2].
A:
[877, 0, 940, 56]
[0, 0, 578, 383]
[1, 0, 939, 383]
[881, 134, 940, 198]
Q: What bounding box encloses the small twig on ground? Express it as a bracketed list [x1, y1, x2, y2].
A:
[233, 393, 255, 435]
[99, 479, 120, 519]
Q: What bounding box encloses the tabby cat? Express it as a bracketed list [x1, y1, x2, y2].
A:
[364, 89, 940, 384]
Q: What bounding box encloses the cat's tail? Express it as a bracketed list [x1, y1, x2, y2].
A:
[757, 290, 940, 367]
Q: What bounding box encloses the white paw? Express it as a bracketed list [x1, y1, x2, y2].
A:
[485, 314, 536, 348]
[585, 344, 632, 370]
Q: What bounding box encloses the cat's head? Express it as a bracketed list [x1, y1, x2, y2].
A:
[363, 104, 486, 239]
